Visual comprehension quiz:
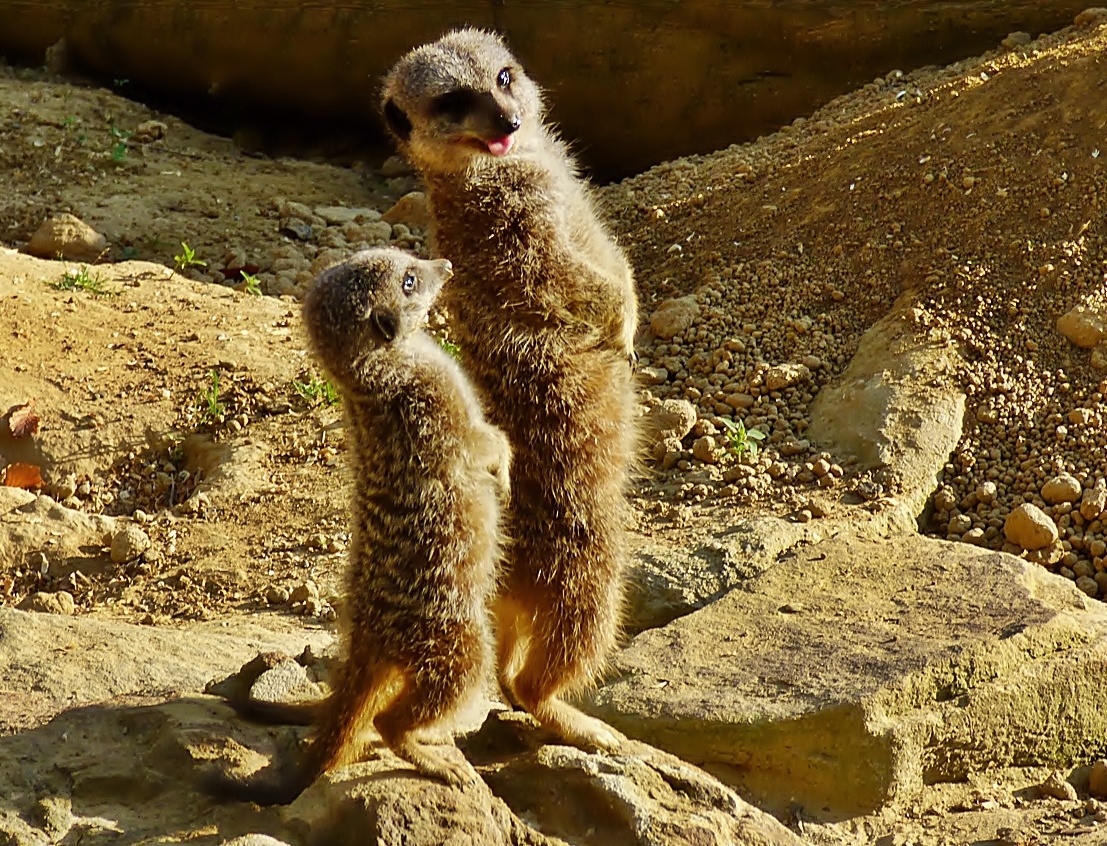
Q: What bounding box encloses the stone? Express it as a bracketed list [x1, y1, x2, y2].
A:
[1042, 473, 1082, 504]
[132, 120, 168, 143]
[1090, 759, 1107, 798]
[638, 365, 668, 386]
[641, 398, 697, 447]
[379, 154, 414, 177]
[586, 534, 1106, 818]
[764, 362, 810, 391]
[808, 307, 966, 527]
[248, 658, 322, 704]
[381, 191, 429, 229]
[16, 591, 75, 616]
[1057, 304, 1106, 349]
[692, 435, 720, 464]
[110, 524, 151, 563]
[288, 580, 319, 603]
[313, 206, 380, 226]
[266, 585, 290, 605]
[1082, 487, 1107, 521]
[1075, 7, 1107, 27]
[649, 295, 699, 340]
[1002, 31, 1032, 49]
[221, 837, 293, 846]
[1004, 503, 1059, 550]
[1076, 576, 1099, 597]
[1039, 771, 1079, 801]
[26, 213, 108, 262]
[279, 218, 313, 240]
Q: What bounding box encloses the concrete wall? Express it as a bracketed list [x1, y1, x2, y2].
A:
[0, 1, 1092, 179]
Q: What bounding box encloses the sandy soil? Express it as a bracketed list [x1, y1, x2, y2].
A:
[3, 12, 1107, 845]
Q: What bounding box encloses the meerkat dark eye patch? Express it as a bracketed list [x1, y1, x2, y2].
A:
[431, 89, 479, 123]
[383, 99, 412, 141]
[370, 309, 399, 342]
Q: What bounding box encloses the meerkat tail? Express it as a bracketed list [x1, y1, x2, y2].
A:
[225, 698, 321, 726]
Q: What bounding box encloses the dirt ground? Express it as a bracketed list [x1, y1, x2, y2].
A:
[3, 12, 1107, 846]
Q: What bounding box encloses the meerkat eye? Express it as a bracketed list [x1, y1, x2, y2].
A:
[402, 272, 417, 294]
[497, 67, 512, 89]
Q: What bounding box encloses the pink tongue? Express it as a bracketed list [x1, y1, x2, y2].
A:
[486, 135, 514, 156]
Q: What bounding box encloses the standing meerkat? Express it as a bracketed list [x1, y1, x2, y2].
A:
[381, 29, 639, 751]
[206, 248, 510, 805]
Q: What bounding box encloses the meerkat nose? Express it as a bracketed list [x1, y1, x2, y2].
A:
[496, 112, 522, 135]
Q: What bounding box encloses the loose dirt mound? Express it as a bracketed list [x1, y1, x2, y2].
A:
[604, 16, 1107, 595]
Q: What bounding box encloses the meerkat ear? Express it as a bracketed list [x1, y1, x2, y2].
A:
[383, 99, 413, 141]
[370, 308, 399, 342]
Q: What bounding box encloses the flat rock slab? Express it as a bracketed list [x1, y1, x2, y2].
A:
[0, 608, 332, 720]
[586, 533, 1107, 819]
[0, 700, 803, 846]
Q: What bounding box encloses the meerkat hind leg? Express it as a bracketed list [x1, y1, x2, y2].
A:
[373, 681, 480, 787]
[493, 599, 529, 709]
[510, 640, 625, 752]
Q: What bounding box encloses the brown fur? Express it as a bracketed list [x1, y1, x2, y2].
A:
[382, 30, 638, 750]
[205, 248, 509, 805]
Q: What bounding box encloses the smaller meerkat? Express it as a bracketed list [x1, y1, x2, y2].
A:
[205, 248, 510, 806]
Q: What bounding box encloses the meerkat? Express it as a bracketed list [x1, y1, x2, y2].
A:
[205, 248, 510, 805]
[381, 30, 639, 752]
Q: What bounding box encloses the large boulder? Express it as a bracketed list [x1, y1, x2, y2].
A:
[585, 533, 1107, 818]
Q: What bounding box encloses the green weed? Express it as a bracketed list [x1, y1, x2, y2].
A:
[198, 370, 225, 421]
[719, 417, 766, 462]
[294, 376, 340, 407]
[438, 338, 461, 359]
[174, 242, 207, 272]
[240, 271, 262, 296]
[108, 122, 131, 162]
[53, 265, 115, 296]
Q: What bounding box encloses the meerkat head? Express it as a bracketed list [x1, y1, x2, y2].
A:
[302, 248, 453, 385]
[381, 28, 544, 173]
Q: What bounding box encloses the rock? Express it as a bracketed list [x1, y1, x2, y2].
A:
[1090, 759, 1107, 798]
[1039, 771, 1079, 801]
[249, 658, 322, 704]
[1057, 305, 1106, 349]
[764, 362, 810, 391]
[1043, 473, 1083, 504]
[586, 534, 1106, 818]
[313, 206, 380, 226]
[266, 585, 290, 605]
[1075, 7, 1107, 27]
[381, 191, 429, 229]
[221, 837, 293, 846]
[16, 591, 75, 616]
[379, 154, 414, 177]
[110, 524, 151, 563]
[808, 307, 966, 527]
[288, 580, 319, 603]
[1082, 487, 1107, 521]
[977, 481, 997, 504]
[649, 295, 699, 340]
[1002, 31, 1032, 49]
[26, 213, 108, 262]
[279, 218, 313, 241]
[692, 435, 721, 464]
[637, 365, 668, 386]
[625, 520, 807, 633]
[0, 608, 331, 713]
[132, 119, 167, 143]
[1076, 576, 1099, 597]
[641, 398, 697, 448]
[948, 513, 973, 535]
[1004, 503, 1059, 550]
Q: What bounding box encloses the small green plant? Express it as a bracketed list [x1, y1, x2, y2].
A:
[113, 78, 129, 87]
[174, 242, 207, 272]
[198, 370, 226, 421]
[108, 122, 132, 162]
[63, 115, 77, 128]
[438, 338, 461, 359]
[54, 265, 114, 296]
[294, 376, 340, 407]
[240, 271, 262, 296]
[719, 418, 766, 462]
[121, 246, 140, 260]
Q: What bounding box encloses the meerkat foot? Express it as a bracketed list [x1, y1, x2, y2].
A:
[396, 739, 480, 787]
[532, 697, 625, 752]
